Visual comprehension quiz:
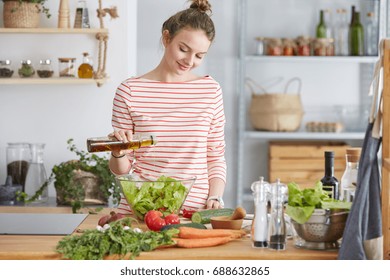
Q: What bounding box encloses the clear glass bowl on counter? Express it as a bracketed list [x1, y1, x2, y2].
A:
[116, 174, 196, 221]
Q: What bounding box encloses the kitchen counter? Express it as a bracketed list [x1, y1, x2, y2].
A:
[0, 206, 338, 260]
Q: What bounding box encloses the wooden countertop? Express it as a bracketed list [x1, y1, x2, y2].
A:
[0, 206, 338, 260]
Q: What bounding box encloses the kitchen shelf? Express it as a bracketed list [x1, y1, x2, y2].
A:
[0, 77, 108, 86]
[0, 28, 108, 34]
[235, 0, 387, 208]
[244, 131, 365, 140]
[246, 55, 379, 64]
[0, 27, 109, 87]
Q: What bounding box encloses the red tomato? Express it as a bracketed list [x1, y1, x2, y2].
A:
[164, 214, 180, 225]
[182, 209, 196, 219]
[144, 210, 166, 231]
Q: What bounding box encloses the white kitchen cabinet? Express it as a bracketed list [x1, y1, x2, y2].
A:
[236, 0, 388, 208]
[0, 28, 109, 87]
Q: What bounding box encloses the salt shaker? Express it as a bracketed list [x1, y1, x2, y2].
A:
[251, 176, 270, 248]
[268, 178, 288, 250]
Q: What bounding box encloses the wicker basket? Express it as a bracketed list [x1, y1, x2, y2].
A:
[246, 77, 304, 132]
[3, 1, 40, 28]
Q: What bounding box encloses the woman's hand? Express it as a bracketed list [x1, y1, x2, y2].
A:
[206, 198, 224, 209]
[108, 130, 133, 158]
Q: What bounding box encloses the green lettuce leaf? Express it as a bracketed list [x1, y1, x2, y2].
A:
[286, 181, 352, 224]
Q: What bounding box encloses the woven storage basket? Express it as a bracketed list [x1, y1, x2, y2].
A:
[246, 77, 304, 132]
[3, 1, 40, 28]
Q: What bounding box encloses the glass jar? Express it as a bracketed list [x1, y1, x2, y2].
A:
[254, 37, 265, 55]
[282, 38, 296, 56]
[6, 143, 31, 192]
[340, 148, 361, 202]
[265, 38, 282, 56]
[37, 59, 54, 78]
[313, 38, 334, 56]
[58, 58, 76, 77]
[0, 60, 14, 78]
[24, 143, 48, 203]
[18, 60, 35, 78]
[295, 36, 311, 56]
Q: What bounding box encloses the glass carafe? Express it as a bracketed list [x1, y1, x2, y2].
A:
[268, 178, 288, 250]
[6, 143, 31, 192]
[24, 143, 48, 203]
[251, 176, 270, 248]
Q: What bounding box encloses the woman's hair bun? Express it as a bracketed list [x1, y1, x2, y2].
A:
[189, 0, 212, 15]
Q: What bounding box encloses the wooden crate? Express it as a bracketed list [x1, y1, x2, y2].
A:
[269, 141, 350, 188]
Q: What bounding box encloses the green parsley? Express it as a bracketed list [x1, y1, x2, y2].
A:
[56, 217, 178, 260]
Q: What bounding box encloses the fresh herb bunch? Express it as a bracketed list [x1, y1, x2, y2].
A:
[2, 0, 51, 18]
[52, 139, 121, 213]
[56, 218, 178, 260]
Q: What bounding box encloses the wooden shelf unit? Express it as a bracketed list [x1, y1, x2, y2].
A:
[0, 28, 108, 34]
[382, 39, 390, 260]
[0, 28, 109, 87]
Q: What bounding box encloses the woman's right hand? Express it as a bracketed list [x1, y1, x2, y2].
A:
[108, 130, 133, 158]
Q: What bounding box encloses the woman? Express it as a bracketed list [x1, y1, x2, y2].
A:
[109, 0, 226, 213]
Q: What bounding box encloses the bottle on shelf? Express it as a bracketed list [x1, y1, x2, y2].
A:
[365, 12, 378, 56]
[320, 151, 339, 200]
[349, 5, 356, 28]
[78, 52, 94, 79]
[349, 11, 364, 56]
[323, 9, 333, 39]
[340, 148, 361, 202]
[74, 0, 90, 29]
[333, 9, 349, 56]
[87, 134, 157, 153]
[316, 10, 327, 38]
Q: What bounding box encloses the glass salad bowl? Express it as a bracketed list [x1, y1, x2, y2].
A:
[116, 174, 196, 221]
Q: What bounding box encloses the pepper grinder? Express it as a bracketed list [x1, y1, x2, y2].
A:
[251, 176, 270, 248]
[268, 178, 288, 250]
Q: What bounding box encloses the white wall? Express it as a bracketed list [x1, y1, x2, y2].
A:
[0, 0, 138, 197]
[1, 0, 374, 211]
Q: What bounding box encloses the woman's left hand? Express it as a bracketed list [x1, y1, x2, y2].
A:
[206, 199, 223, 209]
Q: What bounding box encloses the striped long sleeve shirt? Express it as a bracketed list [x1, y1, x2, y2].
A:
[111, 76, 227, 212]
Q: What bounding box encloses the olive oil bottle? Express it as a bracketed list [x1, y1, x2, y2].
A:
[87, 134, 157, 153]
[78, 52, 94, 78]
[320, 151, 339, 199]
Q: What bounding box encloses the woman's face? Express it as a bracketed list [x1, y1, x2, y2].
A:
[163, 28, 211, 76]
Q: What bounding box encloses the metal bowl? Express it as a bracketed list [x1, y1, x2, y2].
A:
[291, 209, 349, 250]
[116, 174, 196, 221]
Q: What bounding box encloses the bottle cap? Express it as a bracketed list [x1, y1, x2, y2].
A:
[324, 151, 334, 157]
[346, 147, 361, 162]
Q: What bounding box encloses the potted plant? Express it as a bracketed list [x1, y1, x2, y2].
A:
[17, 139, 121, 213]
[2, 0, 51, 28]
[52, 139, 121, 213]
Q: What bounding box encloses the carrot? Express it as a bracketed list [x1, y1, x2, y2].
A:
[178, 227, 245, 239]
[173, 237, 233, 248]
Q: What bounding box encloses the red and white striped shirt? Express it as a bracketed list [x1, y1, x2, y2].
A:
[111, 76, 226, 213]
